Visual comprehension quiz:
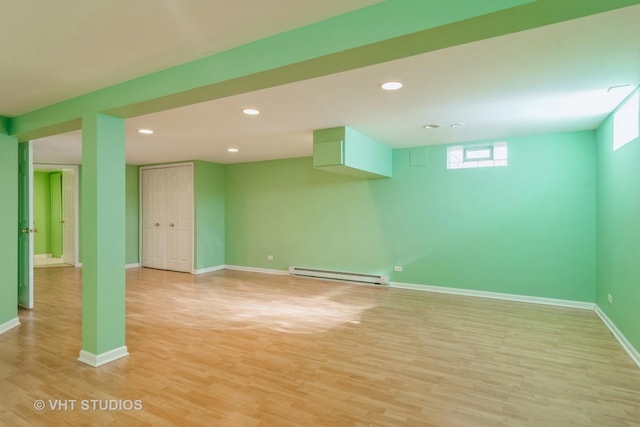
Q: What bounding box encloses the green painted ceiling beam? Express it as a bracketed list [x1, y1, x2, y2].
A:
[9, 0, 640, 140]
[0, 116, 9, 135]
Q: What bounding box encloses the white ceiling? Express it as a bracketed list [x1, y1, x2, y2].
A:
[1, 0, 379, 117]
[21, 4, 640, 165]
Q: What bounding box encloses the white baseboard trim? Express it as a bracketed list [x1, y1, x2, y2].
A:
[78, 346, 129, 367]
[225, 265, 289, 276]
[390, 281, 595, 310]
[125, 263, 140, 269]
[594, 306, 640, 369]
[34, 253, 52, 259]
[192, 265, 226, 275]
[0, 317, 20, 335]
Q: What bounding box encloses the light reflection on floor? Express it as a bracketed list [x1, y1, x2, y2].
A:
[216, 287, 382, 333]
[140, 272, 389, 334]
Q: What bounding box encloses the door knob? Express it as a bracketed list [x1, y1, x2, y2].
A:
[169, 223, 175, 228]
[154, 223, 160, 227]
[20, 228, 36, 233]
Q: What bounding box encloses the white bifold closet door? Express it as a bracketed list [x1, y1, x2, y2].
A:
[141, 165, 193, 272]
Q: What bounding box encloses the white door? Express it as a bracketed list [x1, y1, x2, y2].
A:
[176, 166, 193, 272]
[165, 167, 180, 271]
[141, 168, 167, 269]
[141, 165, 192, 272]
[62, 169, 75, 265]
[165, 166, 193, 272]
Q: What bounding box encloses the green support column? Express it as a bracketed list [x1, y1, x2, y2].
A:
[78, 113, 128, 367]
[0, 126, 19, 334]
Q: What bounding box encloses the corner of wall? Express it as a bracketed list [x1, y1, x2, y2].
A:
[594, 88, 640, 361]
[0, 133, 19, 324]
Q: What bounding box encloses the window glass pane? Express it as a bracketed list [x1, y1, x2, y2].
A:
[447, 142, 508, 169]
[465, 147, 492, 160]
[614, 92, 639, 151]
[493, 143, 508, 160]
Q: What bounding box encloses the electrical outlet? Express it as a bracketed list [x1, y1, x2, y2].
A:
[608, 293, 613, 304]
[394, 266, 403, 272]
[267, 255, 274, 261]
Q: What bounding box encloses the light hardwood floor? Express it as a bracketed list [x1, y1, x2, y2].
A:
[1, 267, 639, 426]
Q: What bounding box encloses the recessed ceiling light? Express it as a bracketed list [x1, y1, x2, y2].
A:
[242, 108, 260, 115]
[423, 124, 441, 129]
[227, 148, 239, 153]
[450, 123, 466, 128]
[381, 81, 403, 91]
[138, 129, 154, 134]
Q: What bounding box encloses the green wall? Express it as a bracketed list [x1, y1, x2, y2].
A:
[0, 134, 18, 326]
[226, 131, 596, 301]
[49, 172, 62, 258]
[596, 89, 640, 352]
[33, 172, 52, 255]
[125, 164, 139, 265]
[194, 161, 226, 270]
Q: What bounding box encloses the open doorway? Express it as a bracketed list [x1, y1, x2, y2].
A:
[33, 165, 79, 269]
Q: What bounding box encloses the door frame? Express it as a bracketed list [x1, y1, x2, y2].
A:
[33, 164, 81, 267]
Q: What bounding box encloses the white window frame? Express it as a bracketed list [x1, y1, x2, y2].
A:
[447, 142, 508, 169]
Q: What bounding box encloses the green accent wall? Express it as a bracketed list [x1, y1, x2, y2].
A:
[33, 172, 52, 255]
[125, 164, 139, 265]
[49, 172, 62, 258]
[226, 131, 596, 301]
[194, 161, 226, 270]
[596, 88, 640, 353]
[0, 134, 18, 325]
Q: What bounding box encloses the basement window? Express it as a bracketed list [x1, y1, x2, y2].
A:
[447, 142, 508, 169]
[613, 92, 639, 151]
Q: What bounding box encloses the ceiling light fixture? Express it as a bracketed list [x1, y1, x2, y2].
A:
[450, 123, 466, 128]
[423, 124, 441, 129]
[242, 108, 260, 115]
[381, 81, 403, 91]
[227, 148, 239, 153]
[138, 129, 154, 134]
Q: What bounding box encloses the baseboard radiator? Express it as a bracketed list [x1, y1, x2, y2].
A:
[288, 266, 389, 286]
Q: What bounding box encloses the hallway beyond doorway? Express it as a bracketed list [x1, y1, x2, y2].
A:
[33, 256, 72, 268]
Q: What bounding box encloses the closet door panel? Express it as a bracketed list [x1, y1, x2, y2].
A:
[151, 169, 167, 269]
[177, 166, 193, 272]
[165, 167, 181, 271]
[142, 168, 167, 269]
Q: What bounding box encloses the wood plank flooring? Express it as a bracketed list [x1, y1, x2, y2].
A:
[1, 267, 639, 426]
